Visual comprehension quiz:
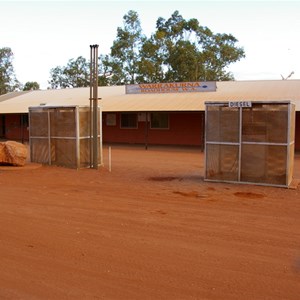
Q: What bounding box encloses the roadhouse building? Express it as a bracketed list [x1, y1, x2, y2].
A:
[0, 80, 300, 151]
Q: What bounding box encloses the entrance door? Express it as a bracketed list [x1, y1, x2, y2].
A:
[0, 115, 5, 138]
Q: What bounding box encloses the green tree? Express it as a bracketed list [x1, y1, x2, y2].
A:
[150, 11, 245, 82]
[136, 33, 165, 83]
[48, 10, 245, 87]
[49, 56, 90, 88]
[0, 47, 20, 95]
[109, 10, 245, 84]
[98, 54, 113, 86]
[109, 10, 145, 85]
[23, 81, 40, 91]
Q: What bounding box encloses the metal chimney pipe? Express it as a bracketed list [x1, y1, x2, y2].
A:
[90, 44, 99, 169]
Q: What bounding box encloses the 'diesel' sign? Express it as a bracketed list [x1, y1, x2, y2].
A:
[228, 101, 252, 108]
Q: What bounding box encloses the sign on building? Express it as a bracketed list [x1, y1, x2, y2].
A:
[229, 101, 252, 108]
[126, 81, 216, 94]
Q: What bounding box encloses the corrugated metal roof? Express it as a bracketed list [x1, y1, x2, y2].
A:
[0, 90, 31, 103]
[0, 80, 299, 113]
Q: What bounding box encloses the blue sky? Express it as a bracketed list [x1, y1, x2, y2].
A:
[1, 0, 300, 89]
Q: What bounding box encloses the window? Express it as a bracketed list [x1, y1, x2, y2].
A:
[120, 113, 138, 128]
[20, 114, 29, 127]
[106, 113, 116, 126]
[150, 113, 169, 129]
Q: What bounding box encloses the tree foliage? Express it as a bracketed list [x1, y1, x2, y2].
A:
[109, 10, 145, 85]
[98, 54, 114, 86]
[49, 56, 90, 88]
[23, 81, 40, 91]
[107, 10, 245, 84]
[48, 10, 245, 88]
[0, 47, 20, 95]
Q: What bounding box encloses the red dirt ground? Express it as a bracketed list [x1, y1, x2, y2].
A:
[0, 145, 300, 300]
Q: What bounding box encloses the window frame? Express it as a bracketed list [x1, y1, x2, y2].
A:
[120, 113, 138, 129]
[150, 112, 169, 130]
[106, 113, 117, 126]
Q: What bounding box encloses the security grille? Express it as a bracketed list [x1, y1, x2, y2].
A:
[204, 101, 295, 187]
[29, 106, 102, 169]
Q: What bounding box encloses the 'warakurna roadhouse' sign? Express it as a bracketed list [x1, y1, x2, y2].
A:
[125, 81, 216, 94]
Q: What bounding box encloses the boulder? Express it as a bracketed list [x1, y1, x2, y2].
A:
[0, 141, 28, 167]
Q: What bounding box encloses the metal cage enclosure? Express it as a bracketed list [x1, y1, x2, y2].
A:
[204, 101, 295, 187]
[29, 106, 102, 169]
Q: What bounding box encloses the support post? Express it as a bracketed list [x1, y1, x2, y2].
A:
[89, 46, 93, 168]
[145, 112, 149, 150]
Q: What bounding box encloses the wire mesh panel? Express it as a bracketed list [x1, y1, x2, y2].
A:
[30, 109, 49, 137]
[80, 138, 90, 168]
[29, 106, 101, 169]
[50, 138, 77, 168]
[30, 138, 49, 163]
[79, 108, 90, 137]
[241, 144, 287, 185]
[206, 106, 240, 143]
[242, 104, 288, 143]
[288, 143, 295, 184]
[50, 108, 76, 137]
[205, 144, 239, 181]
[205, 101, 295, 187]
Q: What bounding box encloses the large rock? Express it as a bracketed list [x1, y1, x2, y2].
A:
[0, 141, 28, 167]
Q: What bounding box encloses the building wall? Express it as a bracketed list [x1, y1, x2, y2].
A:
[0, 115, 5, 138]
[0, 114, 29, 141]
[1, 112, 300, 151]
[102, 112, 204, 147]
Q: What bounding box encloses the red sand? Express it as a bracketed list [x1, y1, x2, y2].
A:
[0, 145, 300, 299]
